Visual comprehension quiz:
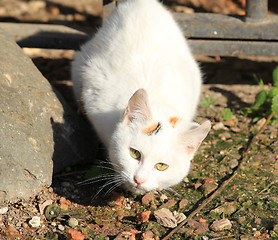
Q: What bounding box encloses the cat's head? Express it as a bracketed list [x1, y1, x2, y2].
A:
[109, 89, 211, 194]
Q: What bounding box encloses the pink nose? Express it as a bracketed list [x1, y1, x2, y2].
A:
[134, 176, 146, 186]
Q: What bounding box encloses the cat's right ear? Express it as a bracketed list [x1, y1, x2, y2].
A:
[122, 88, 152, 125]
[179, 120, 211, 155]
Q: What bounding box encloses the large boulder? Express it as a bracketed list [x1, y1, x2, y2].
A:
[0, 28, 97, 202]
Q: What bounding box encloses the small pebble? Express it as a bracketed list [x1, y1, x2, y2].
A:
[142, 192, 155, 205]
[229, 159, 239, 169]
[219, 131, 231, 140]
[178, 199, 188, 210]
[142, 230, 153, 239]
[210, 219, 232, 231]
[137, 210, 151, 223]
[237, 216, 246, 223]
[22, 222, 28, 228]
[58, 224, 65, 231]
[29, 216, 41, 228]
[183, 177, 189, 183]
[51, 222, 57, 227]
[68, 218, 78, 228]
[220, 150, 225, 155]
[175, 213, 187, 224]
[160, 194, 168, 202]
[0, 207, 8, 214]
[213, 122, 228, 130]
[125, 204, 131, 210]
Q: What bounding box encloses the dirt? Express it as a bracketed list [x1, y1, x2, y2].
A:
[0, 0, 278, 239]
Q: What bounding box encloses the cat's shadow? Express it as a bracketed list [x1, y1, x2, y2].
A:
[209, 86, 250, 111]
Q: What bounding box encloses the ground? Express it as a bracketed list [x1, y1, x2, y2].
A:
[0, 0, 278, 239]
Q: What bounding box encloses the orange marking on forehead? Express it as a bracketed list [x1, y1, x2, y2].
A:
[142, 122, 160, 135]
[169, 117, 179, 128]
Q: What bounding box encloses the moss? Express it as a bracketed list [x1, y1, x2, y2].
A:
[140, 221, 167, 237]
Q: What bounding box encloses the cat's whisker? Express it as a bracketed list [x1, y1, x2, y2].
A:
[91, 180, 117, 201]
[119, 170, 129, 180]
[78, 176, 115, 186]
[95, 162, 124, 176]
[166, 187, 184, 198]
[77, 173, 115, 185]
[104, 179, 125, 196]
[106, 163, 123, 172]
[94, 165, 115, 172]
[91, 175, 126, 200]
[160, 189, 173, 199]
[154, 189, 163, 197]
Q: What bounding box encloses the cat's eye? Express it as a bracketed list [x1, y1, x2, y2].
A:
[130, 148, 141, 160]
[155, 163, 169, 171]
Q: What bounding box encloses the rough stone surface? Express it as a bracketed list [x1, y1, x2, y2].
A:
[210, 219, 232, 231]
[0, 28, 97, 202]
[153, 208, 177, 228]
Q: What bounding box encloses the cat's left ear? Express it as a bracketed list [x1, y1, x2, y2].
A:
[122, 88, 152, 125]
[180, 120, 211, 155]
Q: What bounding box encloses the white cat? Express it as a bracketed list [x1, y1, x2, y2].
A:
[71, 0, 211, 194]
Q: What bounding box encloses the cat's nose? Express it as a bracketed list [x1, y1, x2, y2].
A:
[134, 176, 146, 186]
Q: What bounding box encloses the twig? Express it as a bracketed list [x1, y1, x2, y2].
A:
[211, 235, 235, 240]
[253, 181, 275, 198]
[162, 112, 275, 240]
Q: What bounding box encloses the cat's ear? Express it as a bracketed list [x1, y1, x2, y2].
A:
[180, 120, 211, 155]
[122, 88, 152, 125]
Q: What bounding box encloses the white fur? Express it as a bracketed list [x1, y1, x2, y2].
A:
[71, 0, 210, 193]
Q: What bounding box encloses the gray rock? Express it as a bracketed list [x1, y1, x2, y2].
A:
[0, 28, 97, 202]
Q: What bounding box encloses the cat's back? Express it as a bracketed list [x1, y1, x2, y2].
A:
[72, 0, 201, 124]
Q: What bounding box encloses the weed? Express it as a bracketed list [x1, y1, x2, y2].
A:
[223, 108, 233, 121]
[241, 66, 278, 125]
[201, 96, 216, 112]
